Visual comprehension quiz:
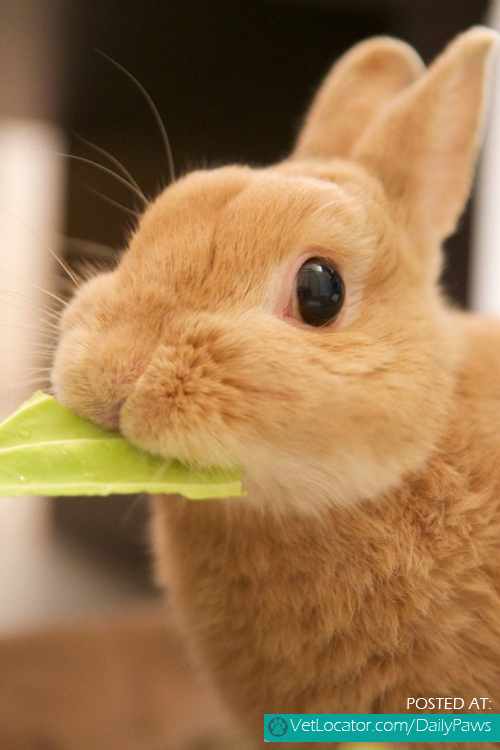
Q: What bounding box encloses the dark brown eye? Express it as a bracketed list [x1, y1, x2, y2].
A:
[296, 258, 345, 327]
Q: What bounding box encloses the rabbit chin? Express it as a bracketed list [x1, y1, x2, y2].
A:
[240, 446, 423, 516]
[118, 406, 429, 516]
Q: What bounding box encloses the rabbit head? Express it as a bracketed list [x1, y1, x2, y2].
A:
[52, 28, 497, 511]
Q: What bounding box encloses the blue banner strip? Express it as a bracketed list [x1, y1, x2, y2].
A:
[264, 714, 499, 742]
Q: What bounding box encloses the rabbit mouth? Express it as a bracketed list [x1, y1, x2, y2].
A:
[117, 384, 246, 472]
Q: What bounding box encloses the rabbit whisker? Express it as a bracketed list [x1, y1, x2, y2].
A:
[97, 49, 176, 185]
[47, 151, 148, 206]
[0, 290, 63, 325]
[74, 132, 147, 201]
[0, 269, 68, 307]
[1, 210, 80, 289]
[61, 236, 117, 259]
[86, 186, 141, 217]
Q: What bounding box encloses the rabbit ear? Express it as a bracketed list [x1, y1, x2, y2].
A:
[293, 37, 425, 160]
[353, 27, 498, 246]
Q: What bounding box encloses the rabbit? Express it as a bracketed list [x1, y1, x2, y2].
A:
[52, 26, 500, 750]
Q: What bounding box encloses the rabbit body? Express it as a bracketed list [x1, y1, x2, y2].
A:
[153, 313, 500, 746]
[52, 26, 500, 750]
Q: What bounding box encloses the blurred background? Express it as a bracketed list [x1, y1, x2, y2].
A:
[0, 0, 499, 748]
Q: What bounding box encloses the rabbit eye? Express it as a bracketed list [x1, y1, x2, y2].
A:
[296, 258, 345, 327]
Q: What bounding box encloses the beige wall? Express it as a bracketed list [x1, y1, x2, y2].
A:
[472, 1, 500, 313]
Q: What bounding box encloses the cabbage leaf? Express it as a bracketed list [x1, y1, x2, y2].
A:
[0, 392, 244, 500]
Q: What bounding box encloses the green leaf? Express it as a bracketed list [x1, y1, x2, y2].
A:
[0, 392, 244, 500]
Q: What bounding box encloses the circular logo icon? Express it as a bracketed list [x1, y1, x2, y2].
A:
[268, 716, 288, 737]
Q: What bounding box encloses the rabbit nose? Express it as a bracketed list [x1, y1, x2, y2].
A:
[97, 397, 126, 430]
[79, 360, 144, 431]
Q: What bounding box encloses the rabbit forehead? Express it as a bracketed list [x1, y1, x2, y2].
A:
[120, 165, 383, 308]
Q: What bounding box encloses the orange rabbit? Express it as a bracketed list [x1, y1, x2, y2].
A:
[52, 27, 500, 749]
